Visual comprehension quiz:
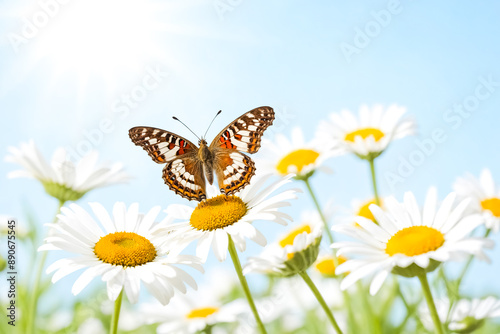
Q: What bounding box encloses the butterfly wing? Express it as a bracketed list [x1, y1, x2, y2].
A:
[209, 106, 274, 195]
[213, 150, 256, 195]
[129, 126, 197, 163]
[129, 127, 207, 201]
[209, 106, 275, 154]
[162, 157, 207, 201]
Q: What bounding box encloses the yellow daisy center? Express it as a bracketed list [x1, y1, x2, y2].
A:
[276, 149, 320, 175]
[279, 224, 312, 260]
[279, 224, 311, 248]
[314, 256, 346, 276]
[481, 198, 500, 217]
[186, 306, 219, 319]
[385, 226, 445, 257]
[357, 199, 381, 221]
[94, 232, 157, 267]
[190, 195, 248, 231]
[345, 128, 385, 143]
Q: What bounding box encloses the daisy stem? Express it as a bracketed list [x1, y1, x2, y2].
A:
[299, 270, 343, 334]
[303, 178, 334, 245]
[110, 290, 124, 334]
[417, 273, 444, 334]
[227, 235, 267, 334]
[368, 158, 381, 206]
[356, 281, 380, 334]
[394, 282, 423, 332]
[202, 325, 214, 334]
[27, 199, 65, 334]
[455, 228, 491, 290]
[342, 289, 358, 334]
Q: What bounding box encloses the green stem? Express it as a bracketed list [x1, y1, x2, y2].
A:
[445, 228, 492, 322]
[395, 282, 423, 332]
[356, 281, 381, 334]
[303, 178, 334, 245]
[299, 271, 343, 334]
[227, 236, 267, 334]
[202, 325, 213, 334]
[418, 273, 444, 334]
[110, 290, 124, 334]
[368, 158, 380, 206]
[455, 228, 491, 289]
[27, 200, 65, 334]
[342, 289, 358, 334]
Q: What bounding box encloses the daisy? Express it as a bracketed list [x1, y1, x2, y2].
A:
[258, 127, 333, 180]
[313, 254, 347, 278]
[243, 212, 323, 277]
[331, 188, 494, 295]
[454, 168, 500, 233]
[342, 198, 385, 227]
[39, 202, 203, 307]
[5, 140, 130, 202]
[332, 189, 494, 333]
[317, 104, 415, 160]
[156, 173, 298, 262]
[141, 288, 241, 334]
[156, 173, 298, 334]
[244, 216, 343, 334]
[420, 297, 500, 333]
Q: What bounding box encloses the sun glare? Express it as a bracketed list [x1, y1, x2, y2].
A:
[34, 0, 160, 78]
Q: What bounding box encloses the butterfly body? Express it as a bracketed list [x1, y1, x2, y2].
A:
[198, 139, 216, 185]
[129, 106, 274, 201]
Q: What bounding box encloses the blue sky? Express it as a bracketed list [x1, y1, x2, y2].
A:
[1, 0, 500, 304]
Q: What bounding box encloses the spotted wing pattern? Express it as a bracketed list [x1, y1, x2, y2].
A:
[129, 127, 207, 201]
[128, 127, 196, 163]
[129, 106, 274, 201]
[209, 106, 274, 195]
[210, 106, 275, 153]
[162, 158, 207, 201]
[214, 151, 256, 195]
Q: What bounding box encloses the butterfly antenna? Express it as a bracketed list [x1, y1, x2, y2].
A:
[172, 116, 201, 141]
[204, 110, 222, 138]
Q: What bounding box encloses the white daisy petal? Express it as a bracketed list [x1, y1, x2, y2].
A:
[5, 142, 129, 199]
[243, 214, 323, 277]
[454, 168, 500, 232]
[420, 296, 500, 332]
[164, 173, 297, 262]
[257, 127, 333, 178]
[40, 202, 201, 305]
[422, 187, 438, 225]
[316, 105, 414, 157]
[113, 202, 127, 231]
[212, 229, 229, 262]
[370, 270, 390, 295]
[334, 188, 493, 295]
[89, 202, 116, 234]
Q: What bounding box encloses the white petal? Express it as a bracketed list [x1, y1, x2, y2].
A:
[113, 202, 127, 231]
[422, 187, 438, 226]
[212, 229, 229, 262]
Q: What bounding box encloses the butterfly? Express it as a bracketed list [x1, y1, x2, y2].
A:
[129, 106, 275, 201]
